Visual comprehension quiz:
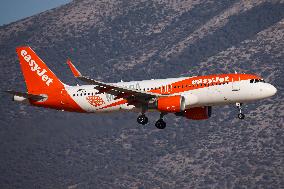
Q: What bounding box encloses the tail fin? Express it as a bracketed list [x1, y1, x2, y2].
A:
[16, 46, 64, 94]
[15, 46, 84, 112]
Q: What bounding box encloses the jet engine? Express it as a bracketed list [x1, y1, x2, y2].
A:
[176, 106, 212, 120]
[156, 95, 185, 113]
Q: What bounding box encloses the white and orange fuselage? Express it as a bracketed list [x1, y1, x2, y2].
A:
[9, 46, 277, 128]
[64, 74, 275, 113]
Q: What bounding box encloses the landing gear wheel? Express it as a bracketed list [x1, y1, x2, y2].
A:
[137, 115, 148, 125]
[236, 103, 245, 120]
[155, 119, 166, 129]
[238, 113, 245, 119]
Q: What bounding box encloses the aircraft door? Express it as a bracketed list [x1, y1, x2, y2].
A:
[232, 76, 240, 91]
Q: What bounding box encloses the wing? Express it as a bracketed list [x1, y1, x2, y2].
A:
[66, 59, 166, 102]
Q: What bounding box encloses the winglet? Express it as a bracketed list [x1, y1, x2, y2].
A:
[66, 59, 82, 77]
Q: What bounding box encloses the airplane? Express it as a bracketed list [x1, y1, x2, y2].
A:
[7, 46, 277, 129]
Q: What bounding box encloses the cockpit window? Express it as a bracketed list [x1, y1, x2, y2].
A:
[250, 79, 265, 83]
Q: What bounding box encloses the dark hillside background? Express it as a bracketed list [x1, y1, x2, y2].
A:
[0, 0, 283, 188]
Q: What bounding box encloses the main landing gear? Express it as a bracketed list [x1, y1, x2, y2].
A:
[137, 114, 148, 125]
[155, 113, 167, 129]
[136, 112, 167, 129]
[236, 102, 245, 119]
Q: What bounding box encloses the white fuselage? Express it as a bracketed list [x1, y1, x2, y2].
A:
[64, 77, 276, 113]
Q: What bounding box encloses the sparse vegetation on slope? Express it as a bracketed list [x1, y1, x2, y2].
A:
[0, 0, 283, 188]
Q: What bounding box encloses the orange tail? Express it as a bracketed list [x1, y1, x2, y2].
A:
[16, 46, 64, 94]
[16, 46, 83, 112]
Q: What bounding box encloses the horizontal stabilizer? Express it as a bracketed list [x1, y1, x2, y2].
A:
[5, 90, 46, 101]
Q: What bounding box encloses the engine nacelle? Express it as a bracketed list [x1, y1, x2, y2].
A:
[157, 95, 185, 113]
[181, 106, 212, 120]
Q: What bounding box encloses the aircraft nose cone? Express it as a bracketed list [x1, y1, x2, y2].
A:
[270, 85, 277, 96]
[265, 84, 277, 97]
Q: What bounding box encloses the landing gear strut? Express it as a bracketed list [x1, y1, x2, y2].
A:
[155, 112, 167, 129]
[236, 102, 245, 119]
[137, 114, 148, 125]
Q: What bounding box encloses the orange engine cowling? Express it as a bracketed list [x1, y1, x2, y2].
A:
[183, 106, 212, 120]
[157, 95, 185, 113]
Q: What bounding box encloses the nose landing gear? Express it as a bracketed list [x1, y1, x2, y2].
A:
[236, 102, 245, 119]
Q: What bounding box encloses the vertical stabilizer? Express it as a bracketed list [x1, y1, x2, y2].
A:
[15, 46, 84, 112]
[16, 46, 64, 94]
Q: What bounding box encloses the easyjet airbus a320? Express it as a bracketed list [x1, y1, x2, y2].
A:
[7, 46, 277, 129]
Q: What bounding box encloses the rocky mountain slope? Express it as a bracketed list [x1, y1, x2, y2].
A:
[0, 0, 283, 188]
